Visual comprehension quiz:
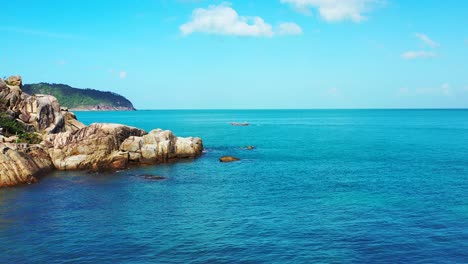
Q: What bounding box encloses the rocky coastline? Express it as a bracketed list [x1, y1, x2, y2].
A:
[0, 76, 203, 187]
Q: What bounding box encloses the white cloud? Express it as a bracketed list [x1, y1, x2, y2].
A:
[180, 3, 274, 37]
[278, 22, 303, 35]
[402, 34, 439, 60]
[119, 71, 127, 79]
[280, 0, 382, 22]
[402, 51, 437, 60]
[415, 33, 439, 48]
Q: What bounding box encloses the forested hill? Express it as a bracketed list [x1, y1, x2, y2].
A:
[23, 83, 135, 110]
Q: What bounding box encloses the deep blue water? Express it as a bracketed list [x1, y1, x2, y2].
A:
[1, 110, 468, 263]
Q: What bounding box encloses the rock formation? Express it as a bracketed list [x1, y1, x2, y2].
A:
[5, 75, 23, 87]
[0, 75, 203, 187]
[0, 144, 54, 187]
[120, 129, 203, 164]
[44, 123, 146, 171]
[0, 75, 85, 134]
[62, 110, 86, 132]
[0, 78, 7, 91]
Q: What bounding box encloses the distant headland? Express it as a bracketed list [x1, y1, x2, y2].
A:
[22, 83, 136, 111]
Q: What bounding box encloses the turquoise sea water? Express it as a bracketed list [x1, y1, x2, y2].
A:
[1, 110, 468, 263]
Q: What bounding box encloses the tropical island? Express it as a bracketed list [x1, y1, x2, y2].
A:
[23, 83, 135, 111]
[0, 75, 203, 187]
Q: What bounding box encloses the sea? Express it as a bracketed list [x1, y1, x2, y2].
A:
[1, 110, 467, 263]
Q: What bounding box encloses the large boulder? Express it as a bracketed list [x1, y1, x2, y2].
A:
[44, 123, 147, 171]
[19, 94, 64, 133]
[0, 80, 23, 110]
[120, 129, 203, 164]
[62, 111, 86, 132]
[0, 143, 54, 187]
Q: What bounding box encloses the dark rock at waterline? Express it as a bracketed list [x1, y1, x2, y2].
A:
[219, 156, 240, 162]
[142, 175, 166, 180]
[245, 146, 255, 150]
[229, 122, 249, 126]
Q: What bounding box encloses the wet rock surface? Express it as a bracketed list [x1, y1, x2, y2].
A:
[219, 156, 241, 162]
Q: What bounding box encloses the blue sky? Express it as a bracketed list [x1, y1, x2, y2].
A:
[1, 0, 467, 109]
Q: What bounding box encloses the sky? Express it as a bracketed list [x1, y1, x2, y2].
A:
[1, 0, 467, 109]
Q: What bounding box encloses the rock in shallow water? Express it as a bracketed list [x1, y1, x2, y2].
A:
[142, 175, 166, 181]
[229, 122, 249, 126]
[219, 156, 241, 162]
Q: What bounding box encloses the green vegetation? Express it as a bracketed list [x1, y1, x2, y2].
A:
[0, 102, 42, 144]
[0, 112, 24, 135]
[0, 114, 42, 144]
[15, 131, 42, 144]
[23, 83, 135, 110]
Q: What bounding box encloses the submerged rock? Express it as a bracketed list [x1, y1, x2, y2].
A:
[229, 122, 249, 126]
[219, 156, 240, 162]
[142, 175, 166, 181]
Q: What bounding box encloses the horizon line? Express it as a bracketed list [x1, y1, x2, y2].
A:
[81, 107, 468, 111]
